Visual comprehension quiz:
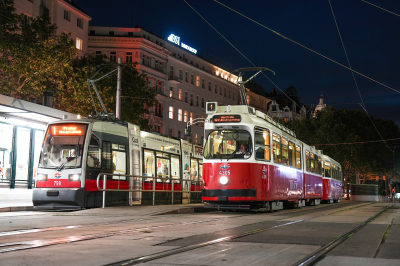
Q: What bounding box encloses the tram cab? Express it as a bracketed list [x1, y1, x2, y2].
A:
[33, 119, 140, 209]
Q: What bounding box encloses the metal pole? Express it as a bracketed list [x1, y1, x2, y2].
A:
[116, 57, 122, 119]
[129, 176, 132, 206]
[172, 179, 174, 205]
[153, 177, 155, 206]
[102, 174, 107, 208]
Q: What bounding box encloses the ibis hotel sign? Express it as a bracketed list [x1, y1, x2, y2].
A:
[168, 34, 197, 54]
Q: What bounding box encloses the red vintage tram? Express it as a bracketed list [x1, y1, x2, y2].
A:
[202, 103, 342, 211]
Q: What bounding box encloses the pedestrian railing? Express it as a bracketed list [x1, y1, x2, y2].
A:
[96, 173, 202, 208]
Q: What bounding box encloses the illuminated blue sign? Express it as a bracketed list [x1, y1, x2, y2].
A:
[167, 34, 197, 54]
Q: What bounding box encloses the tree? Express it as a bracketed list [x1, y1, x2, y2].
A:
[0, 0, 156, 130]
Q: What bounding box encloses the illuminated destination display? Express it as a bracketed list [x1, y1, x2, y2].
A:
[212, 115, 241, 123]
[167, 34, 197, 54]
[51, 124, 86, 136]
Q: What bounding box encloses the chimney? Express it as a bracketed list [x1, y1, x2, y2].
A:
[43, 91, 54, 107]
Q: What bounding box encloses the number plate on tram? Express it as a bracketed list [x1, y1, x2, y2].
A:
[212, 115, 241, 123]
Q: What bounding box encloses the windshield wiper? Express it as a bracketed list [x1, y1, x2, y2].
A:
[57, 162, 66, 171]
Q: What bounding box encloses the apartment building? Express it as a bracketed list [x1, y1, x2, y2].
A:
[14, 0, 91, 57]
[88, 27, 241, 145]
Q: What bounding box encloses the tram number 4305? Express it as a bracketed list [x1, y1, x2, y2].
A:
[219, 170, 230, 175]
[54, 181, 62, 186]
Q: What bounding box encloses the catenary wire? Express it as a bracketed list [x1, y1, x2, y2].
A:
[183, 0, 336, 148]
[212, 0, 400, 95]
[312, 137, 400, 146]
[328, 0, 393, 152]
[360, 0, 400, 17]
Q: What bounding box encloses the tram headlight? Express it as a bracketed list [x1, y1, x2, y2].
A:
[68, 174, 81, 181]
[219, 176, 229, 185]
[37, 174, 47, 181]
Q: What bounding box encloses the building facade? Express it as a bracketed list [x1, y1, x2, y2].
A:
[87, 27, 241, 145]
[14, 0, 91, 57]
[266, 86, 307, 122]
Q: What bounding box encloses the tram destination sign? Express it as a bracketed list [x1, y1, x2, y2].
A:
[212, 115, 241, 123]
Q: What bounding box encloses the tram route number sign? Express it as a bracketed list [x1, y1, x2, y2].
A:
[212, 115, 241, 123]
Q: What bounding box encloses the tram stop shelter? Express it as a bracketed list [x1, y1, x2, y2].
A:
[0, 94, 79, 202]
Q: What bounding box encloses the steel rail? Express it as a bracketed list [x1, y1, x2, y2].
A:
[106, 202, 371, 266]
[292, 203, 395, 266]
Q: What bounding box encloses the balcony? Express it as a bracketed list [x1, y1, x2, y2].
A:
[168, 75, 182, 84]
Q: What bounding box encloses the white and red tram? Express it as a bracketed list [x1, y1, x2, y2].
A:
[202, 103, 342, 211]
[33, 118, 203, 209]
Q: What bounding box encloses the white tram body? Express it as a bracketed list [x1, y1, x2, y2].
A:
[202, 103, 342, 211]
[33, 119, 203, 209]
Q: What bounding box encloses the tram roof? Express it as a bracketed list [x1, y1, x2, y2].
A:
[206, 104, 296, 138]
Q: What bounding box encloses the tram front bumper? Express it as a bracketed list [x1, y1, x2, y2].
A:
[33, 188, 84, 210]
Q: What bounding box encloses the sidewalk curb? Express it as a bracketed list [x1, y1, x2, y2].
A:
[0, 206, 35, 212]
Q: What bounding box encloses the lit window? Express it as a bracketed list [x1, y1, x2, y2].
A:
[178, 109, 182, 121]
[196, 76, 200, 86]
[76, 37, 83, 50]
[179, 89, 182, 100]
[170, 87, 173, 97]
[190, 112, 193, 123]
[184, 111, 188, 122]
[169, 106, 174, 119]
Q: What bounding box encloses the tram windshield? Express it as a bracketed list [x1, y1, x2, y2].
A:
[204, 130, 252, 159]
[38, 124, 88, 169]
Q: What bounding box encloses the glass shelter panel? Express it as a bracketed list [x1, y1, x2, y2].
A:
[0, 124, 13, 180]
[15, 127, 31, 180]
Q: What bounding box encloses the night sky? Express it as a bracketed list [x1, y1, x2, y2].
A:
[75, 0, 400, 125]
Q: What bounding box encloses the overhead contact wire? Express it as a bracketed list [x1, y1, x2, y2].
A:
[213, 0, 400, 95]
[328, 0, 393, 152]
[360, 0, 400, 17]
[183, 0, 335, 147]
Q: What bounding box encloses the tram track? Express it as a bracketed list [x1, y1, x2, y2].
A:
[0, 202, 360, 255]
[105, 201, 377, 266]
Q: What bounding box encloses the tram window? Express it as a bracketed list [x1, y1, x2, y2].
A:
[288, 142, 295, 167]
[101, 142, 113, 172]
[87, 134, 101, 169]
[156, 156, 170, 182]
[325, 162, 331, 177]
[144, 149, 155, 180]
[273, 133, 281, 164]
[295, 145, 302, 169]
[306, 151, 311, 172]
[112, 150, 126, 179]
[310, 153, 316, 173]
[317, 156, 322, 175]
[255, 129, 270, 161]
[281, 138, 289, 165]
[191, 158, 199, 181]
[171, 155, 180, 182]
[204, 130, 252, 160]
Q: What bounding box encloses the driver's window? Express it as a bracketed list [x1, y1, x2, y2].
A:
[87, 134, 101, 169]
